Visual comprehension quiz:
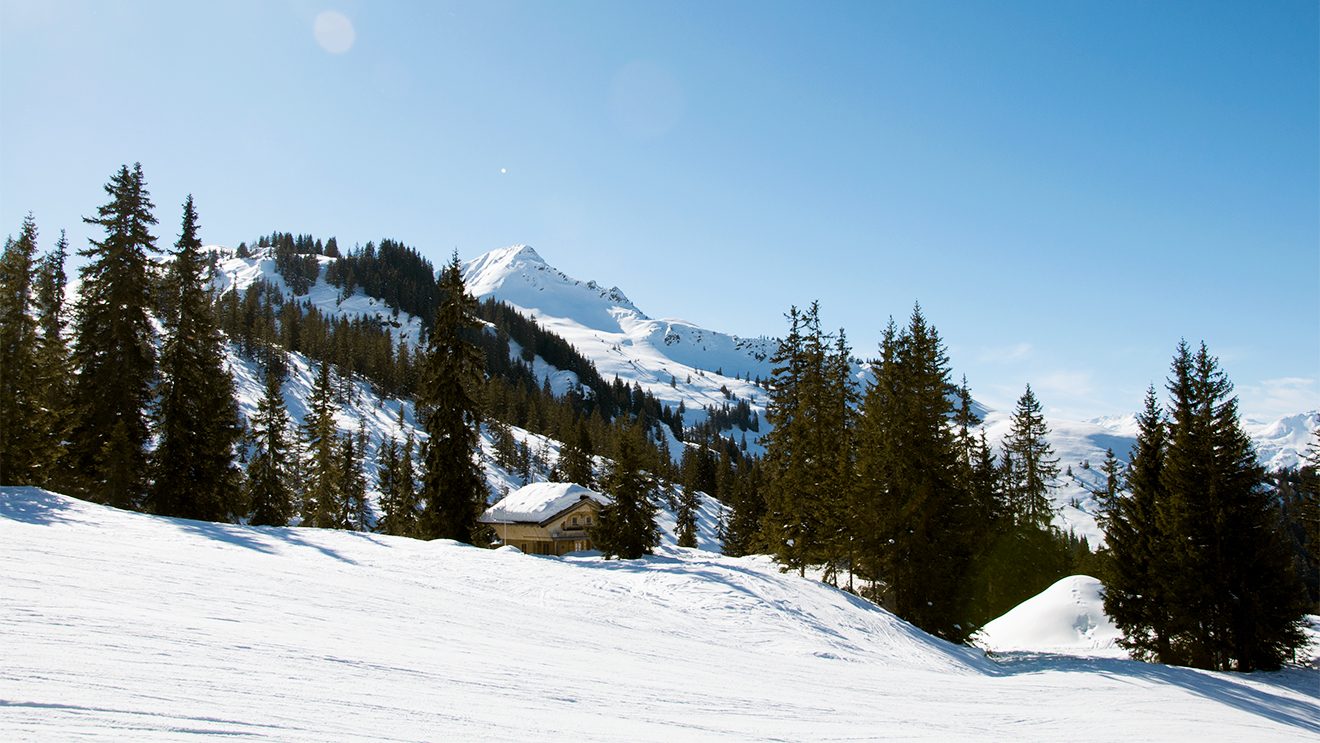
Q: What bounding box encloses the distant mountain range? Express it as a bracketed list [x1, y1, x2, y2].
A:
[208, 242, 1318, 545]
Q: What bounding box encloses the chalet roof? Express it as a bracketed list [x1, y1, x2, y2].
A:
[479, 482, 610, 526]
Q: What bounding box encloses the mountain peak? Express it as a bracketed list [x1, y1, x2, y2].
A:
[503, 244, 545, 264]
[463, 245, 645, 329]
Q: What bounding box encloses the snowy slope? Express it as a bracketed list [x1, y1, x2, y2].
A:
[3, 487, 1317, 742]
[981, 412, 1140, 545]
[223, 341, 728, 552]
[208, 245, 427, 348]
[463, 246, 774, 452]
[974, 575, 1123, 657]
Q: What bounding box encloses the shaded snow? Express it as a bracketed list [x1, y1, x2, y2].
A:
[2, 487, 1316, 741]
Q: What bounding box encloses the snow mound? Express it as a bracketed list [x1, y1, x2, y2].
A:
[975, 575, 1123, 656]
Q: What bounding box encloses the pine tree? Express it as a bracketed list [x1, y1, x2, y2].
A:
[375, 434, 404, 534]
[148, 196, 241, 521]
[1101, 386, 1171, 662]
[1293, 430, 1320, 606]
[246, 354, 294, 526]
[417, 253, 487, 542]
[592, 427, 660, 559]
[854, 317, 902, 588]
[337, 426, 369, 531]
[719, 457, 765, 556]
[490, 417, 519, 474]
[818, 328, 857, 585]
[1002, 384, 1059, 528]
[675, 485, 700, 548]
[854, 306, 976, 640]
[397, 431, 420, 534]
[952, 376, 981, 486]
[1092, 448, 1122, 515]
[32, 230, 72, 487]
[760, 303, 855, 577]
[302, 359, 341, 527]
[1156, 342, 1306, 671]
[69, 164, 160, 507]
[761, 306, 807, 570]
[554, 419, 595, 486]
[0, 215, 41, 484]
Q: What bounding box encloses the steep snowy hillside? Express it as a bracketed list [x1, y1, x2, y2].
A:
[982, 412, 1140, 544]
[208, 245, 427, 348]
[223, 342, 727, 552]
[463, 246, 774, 452]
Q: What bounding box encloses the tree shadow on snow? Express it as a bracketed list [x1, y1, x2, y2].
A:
[986, 651, 1320, 735]
[0, 487, 81, 526]
[165, 518, 361, 566]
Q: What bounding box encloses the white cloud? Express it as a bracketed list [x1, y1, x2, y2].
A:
[1237, 377, 1318, 421]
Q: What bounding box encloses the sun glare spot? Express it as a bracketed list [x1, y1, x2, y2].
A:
[313, 11, 356, 54]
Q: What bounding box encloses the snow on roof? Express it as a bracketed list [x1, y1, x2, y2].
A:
[480, 482, 610, 525]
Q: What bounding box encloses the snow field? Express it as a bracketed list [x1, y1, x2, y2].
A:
[2, 488, 1316, 742]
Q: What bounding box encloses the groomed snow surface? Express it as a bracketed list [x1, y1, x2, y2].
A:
[3, 488, 1317, 741]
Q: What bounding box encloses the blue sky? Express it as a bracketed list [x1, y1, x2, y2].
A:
[2, 0, 1316, 420]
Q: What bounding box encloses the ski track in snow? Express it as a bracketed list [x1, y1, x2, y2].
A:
[2, 488, 1317, 742]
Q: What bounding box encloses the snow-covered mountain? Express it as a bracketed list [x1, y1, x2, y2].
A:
[457, 244, 1317, 543]
[463, 245, 775, 452]
[4, 486, 1315, 741]
[198, 244, 725, 546]
[204, 241, 1316, 546]
[1247, 411, 1320, 472]
[983, 408, 1318, 545]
